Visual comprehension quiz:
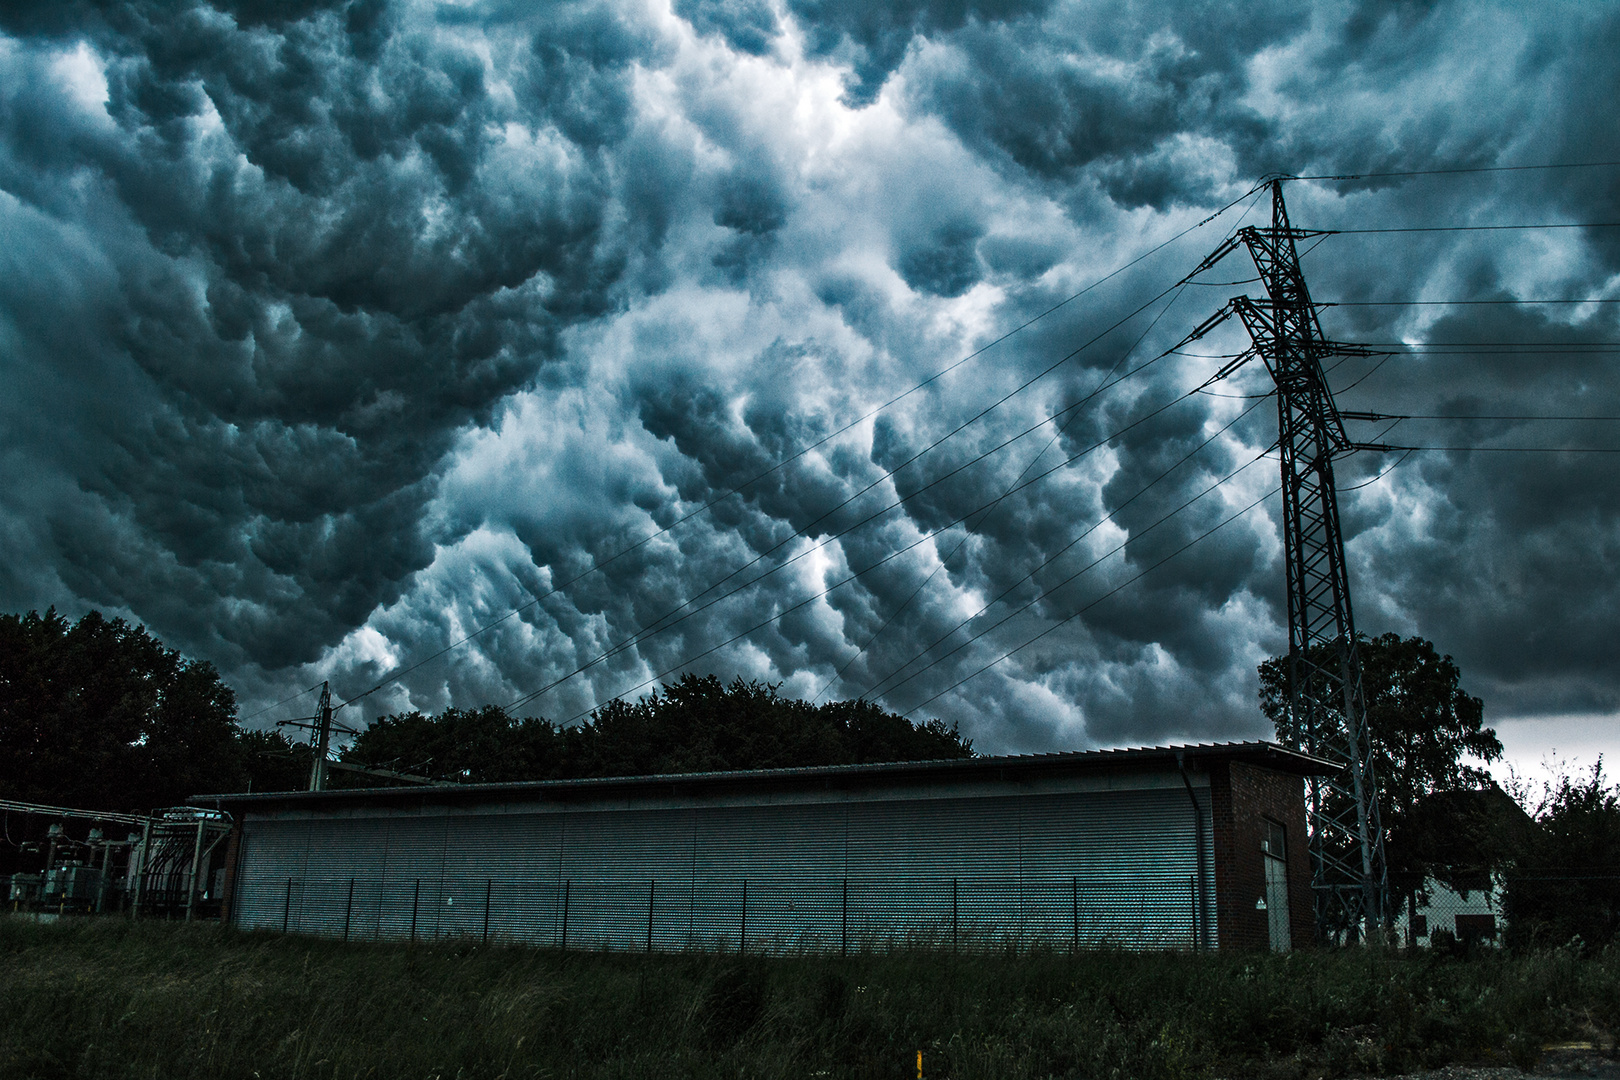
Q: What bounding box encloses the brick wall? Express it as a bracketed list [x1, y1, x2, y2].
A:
[1209, 761, 1313, 950]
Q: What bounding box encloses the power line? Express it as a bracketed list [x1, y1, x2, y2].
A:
[806, 348, 1128, 706]
[335, 194, 1259, 713]
[1364, 347, 1620, 354]
[1178, 346, 1620, 357]
[1331, 299, 1620, 306]
[239, 682, 322, 724]
[900, 485, 1281, 718]
[546, 398, 1272, 727]
[523, 190, 1271, 719]
[341, 294, 1176, 713]
[505, 363, 1210, 716]
[810, 199, 1276, 709]
[1380, 445, 1620, 453]
[1347, 414, 1620, 422]
[1357, 341, 1620, 347]
[502, 189, 1284, 716]
[1292, 160, 1620, 181]
[1338, 449, 1416, 492]
[871, 449, 1271, 706]
[1332, 222, 1620, 233]
[330, 163, 1620, 725]
[859, 400, 1270, 703]
[1331, 352, 1396, 395]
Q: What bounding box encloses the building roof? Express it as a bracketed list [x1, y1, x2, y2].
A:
[193, 741, 1333, 814]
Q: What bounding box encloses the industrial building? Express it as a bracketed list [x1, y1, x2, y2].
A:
[199, 742, 1326, 952]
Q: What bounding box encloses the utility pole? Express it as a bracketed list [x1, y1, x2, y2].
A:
[1173, 178, 1390, 942]
[308, 681, 333, 793]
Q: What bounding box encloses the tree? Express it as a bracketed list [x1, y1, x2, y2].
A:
[235, 727, 317, 794]
[342, 674, 974, 784]
[577, 674, 972, 776]
[342, 706, 572, 784]
[1258, 633, 1506, 890]
[1384, 785, 1533, 898]
[1504, 762, 1620, 951]
[0, 608, 247, 809]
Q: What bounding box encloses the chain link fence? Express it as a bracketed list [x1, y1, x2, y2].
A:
[1390, 871, 1620, 950]
[253, 872, 1211, 954]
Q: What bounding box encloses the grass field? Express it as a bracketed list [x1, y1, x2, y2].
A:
[1, 916, 1616, 1080]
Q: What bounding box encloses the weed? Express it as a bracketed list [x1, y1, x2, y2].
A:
[1, 917, 1617, 1079]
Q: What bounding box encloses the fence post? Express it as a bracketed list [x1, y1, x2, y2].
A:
[841, 876, 848, 957]
[647, 880, 655, 953]
[483, 879, 492, 944]
[344, 879, 354, 941]
[1072, 876, 1079, 955]
[739, 879, 747, 954]
[283, 878, 292, 933]
[561, 879, 570, 951]
[952, 878, 959, 953]
[410, 879, 420, 943]
[1189, 875, 1198, 952]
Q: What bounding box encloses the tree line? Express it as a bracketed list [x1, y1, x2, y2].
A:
[3, 608, 1616, 949]
[0, 609, 969, 810]
[344, 674, 972, 785]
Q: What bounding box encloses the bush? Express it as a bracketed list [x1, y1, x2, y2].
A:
[1507, 762, 1620, 952]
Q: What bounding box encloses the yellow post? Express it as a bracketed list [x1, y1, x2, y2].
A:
[916, 1050, 923, 1079]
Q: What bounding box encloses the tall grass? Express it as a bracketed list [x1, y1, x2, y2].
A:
[0, 915, 1614, 1079]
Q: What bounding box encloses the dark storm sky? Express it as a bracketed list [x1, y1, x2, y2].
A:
[2, 0, 1617, 753]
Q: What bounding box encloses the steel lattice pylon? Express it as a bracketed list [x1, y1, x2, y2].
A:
[1174, 179, 1389, 942]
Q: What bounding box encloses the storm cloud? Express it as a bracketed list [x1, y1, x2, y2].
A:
[2, 0, 1617, 754]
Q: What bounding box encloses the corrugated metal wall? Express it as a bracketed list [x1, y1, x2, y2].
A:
[232, 781, 1216, 952]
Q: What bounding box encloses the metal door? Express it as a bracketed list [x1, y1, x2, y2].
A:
[1262, 819, 1291, 951]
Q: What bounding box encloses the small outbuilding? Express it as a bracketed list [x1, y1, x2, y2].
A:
[199, 741, 1327, 952]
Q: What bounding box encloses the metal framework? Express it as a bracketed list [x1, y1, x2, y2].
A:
[309, 681, 334, 792]
[278, 681, 443, 789]
[1174, 179, 1389, 941]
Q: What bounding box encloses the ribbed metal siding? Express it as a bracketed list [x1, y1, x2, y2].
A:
[234, 817, 312, 933]
[231, 782, 1215, 951]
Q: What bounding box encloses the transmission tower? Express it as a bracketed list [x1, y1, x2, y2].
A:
[1173, 179, 1389, 942]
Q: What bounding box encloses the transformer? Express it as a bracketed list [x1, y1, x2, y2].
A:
[43, 863, 103, 906]
[9, 873, 43, 905]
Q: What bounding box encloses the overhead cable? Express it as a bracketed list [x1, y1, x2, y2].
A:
[871, 449, 1271, 705]
[899, 486, 1282, 718]
[859, 399, 1269, 703]
[239, 682, 324, 724]
[807, 199, 1270, 705]
[1331, 298, 1620, 306]
[547, 406, 1271, 727]
[1332, 222, 1620, 233]
[1292, 160, 1620, 181]
[502, 189, 1285, 716]
[333, 193, 1259, 713]
[1378, 445, 1620, 453]
[506, 369, 1208, 715]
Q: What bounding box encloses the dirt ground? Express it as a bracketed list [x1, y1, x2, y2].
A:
[1393, 1046, 1620, 1079]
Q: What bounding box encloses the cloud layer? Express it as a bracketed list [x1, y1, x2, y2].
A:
[2, 0, 1618, 752]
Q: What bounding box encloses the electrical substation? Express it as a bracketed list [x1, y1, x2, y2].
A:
[3, 800, 233, 921]
[192, 178, 1419, 952]
[9, 175, 1566, 950]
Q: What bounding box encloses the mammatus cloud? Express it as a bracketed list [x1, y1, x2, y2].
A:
[1, 0, 1617, 754]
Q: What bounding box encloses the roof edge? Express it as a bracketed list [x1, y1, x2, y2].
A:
[193, 740, 1334, 811]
